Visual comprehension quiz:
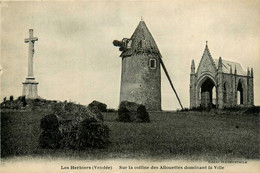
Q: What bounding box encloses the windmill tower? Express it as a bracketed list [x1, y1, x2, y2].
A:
[113, 19, 183, 111]
[113, 20, 161, 111]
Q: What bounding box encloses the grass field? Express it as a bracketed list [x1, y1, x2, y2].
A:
[1, 109, 259, 160]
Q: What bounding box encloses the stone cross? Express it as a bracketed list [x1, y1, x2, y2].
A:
[24, 29, 38, 78]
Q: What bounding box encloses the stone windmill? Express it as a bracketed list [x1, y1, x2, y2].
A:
[113, 19, 183, 110]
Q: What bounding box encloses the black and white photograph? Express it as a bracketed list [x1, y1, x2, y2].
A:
[0, 0, 259, 172]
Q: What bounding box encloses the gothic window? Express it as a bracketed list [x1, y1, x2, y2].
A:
[237, 79, 244, 105]
[139, 40, 142, 48]
[149, 59, 156, 69]
[223, 83, 227, 104]
[150, 41, 153, 49]
[139, 40, 146, 49]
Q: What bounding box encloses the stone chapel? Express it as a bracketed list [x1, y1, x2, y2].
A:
[190, 42, 254, 109]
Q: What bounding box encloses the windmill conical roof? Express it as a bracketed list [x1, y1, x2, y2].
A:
[120, 20, 162, 57]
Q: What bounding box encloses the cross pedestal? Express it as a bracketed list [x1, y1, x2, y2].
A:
[22, 78, 39, 99]
[22, 29, 39, 99]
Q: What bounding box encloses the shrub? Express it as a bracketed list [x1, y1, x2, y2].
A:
[180, 108, 189, 112]
[22, 96, 27, 107]
[245, 106, 260, 115]
[189, 106, 211, 112]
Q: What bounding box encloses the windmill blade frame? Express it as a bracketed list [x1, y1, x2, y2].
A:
[159, 57, 184, 110]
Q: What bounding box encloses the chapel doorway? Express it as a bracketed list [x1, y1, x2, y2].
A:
[200, 77, 216, 108]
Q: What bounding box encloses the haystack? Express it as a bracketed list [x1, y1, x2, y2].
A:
[39, 102, 110, 150]
[88, 100, 107, 112]
[117, 101, 150, 123]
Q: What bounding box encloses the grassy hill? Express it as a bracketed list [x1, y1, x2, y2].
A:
[1, 109, 259, 160]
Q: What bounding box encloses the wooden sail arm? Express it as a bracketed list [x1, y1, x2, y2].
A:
[159, 58, 184, 110]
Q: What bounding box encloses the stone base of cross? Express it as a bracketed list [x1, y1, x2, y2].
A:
[23, 77, 39, 99]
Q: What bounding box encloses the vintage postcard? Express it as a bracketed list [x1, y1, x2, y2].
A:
[0, 0, 259, 172]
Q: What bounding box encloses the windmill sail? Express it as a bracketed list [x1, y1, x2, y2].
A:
[159, 58, 184, 110]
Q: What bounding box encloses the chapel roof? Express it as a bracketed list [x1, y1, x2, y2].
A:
[197, 43, 247, 76]
[213, 59, 247, 76]
[120, 20, 161, 57]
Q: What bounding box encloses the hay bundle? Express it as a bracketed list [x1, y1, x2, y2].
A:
[87, 106, 104, 121]
[136, 105, 150, 122]
[39, 102, 110, 150]
[77, 117, 110, 149]
[40, 114, 59, 130]
[38, 129, 61, 149]
[39, 114, 61, 149]
[117, 101, 150, 123]
[117, 106, 131, 122]
[88, 100, 107, 112]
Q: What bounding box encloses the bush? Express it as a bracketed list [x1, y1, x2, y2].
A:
[223, 106, 245, 112]
[189, 106, 212, 112]
[22, 96, 27, 107]
[245, 106, 260, 115]
[179, 108, 189, 112]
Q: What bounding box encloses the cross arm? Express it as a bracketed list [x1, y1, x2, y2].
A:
[24, 37, 38, 43]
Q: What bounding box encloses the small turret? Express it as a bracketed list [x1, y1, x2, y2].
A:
[251, 68, 254, 77]
[230, 65, 232, 74]
[235, 65, 237, 75]
[191, 59, 195, 74]
[247, 67, 250, 76]
[218, 57, 222, 72]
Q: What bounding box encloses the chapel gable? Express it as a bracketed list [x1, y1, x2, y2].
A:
[196, 44, 217, 77]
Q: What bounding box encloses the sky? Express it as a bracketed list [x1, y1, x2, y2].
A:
[1, 0, 259, 110]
